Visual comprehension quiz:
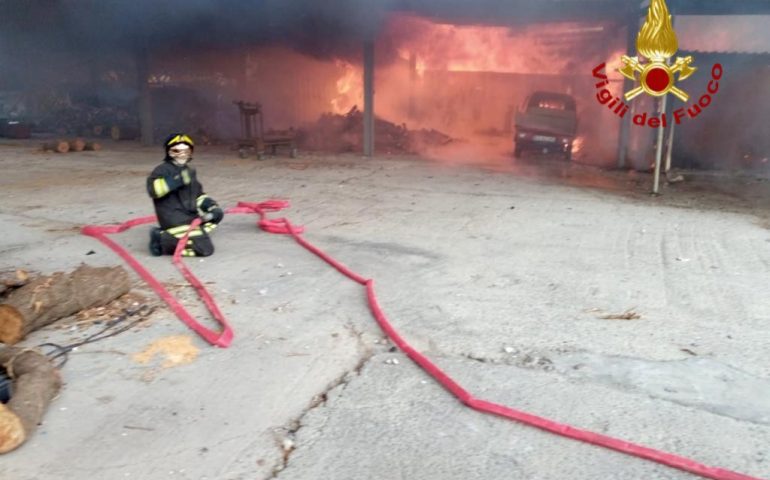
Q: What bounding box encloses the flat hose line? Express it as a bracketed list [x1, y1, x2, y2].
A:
[81, 200, 764, 480]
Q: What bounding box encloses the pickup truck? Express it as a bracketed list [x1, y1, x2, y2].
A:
[514, 91, 577, 161]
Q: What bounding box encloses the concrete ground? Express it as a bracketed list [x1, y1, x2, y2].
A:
[0, 140, 768, 480]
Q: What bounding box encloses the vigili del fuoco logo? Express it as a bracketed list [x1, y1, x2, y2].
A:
[591, 0, 723, 128]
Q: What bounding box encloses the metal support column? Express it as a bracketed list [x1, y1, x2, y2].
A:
[136, 47, 153, 146]
[363, 41, 375, 157]
[663, 11, 679, 175]
[652, 95, 667, 195]
[665, 118, 676, 173]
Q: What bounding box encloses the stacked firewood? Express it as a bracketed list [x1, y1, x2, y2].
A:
[41, 138, 102, 154]
[0, 265, 132, 453]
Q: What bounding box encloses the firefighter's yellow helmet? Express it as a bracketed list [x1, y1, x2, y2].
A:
[164, 133, 195, 150]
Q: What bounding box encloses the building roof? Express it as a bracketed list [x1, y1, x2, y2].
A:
[682, 50, 770, 59]
[669, 0, 770, 15]
[397, 0, 637, 25]
[397, 0, 770, 27]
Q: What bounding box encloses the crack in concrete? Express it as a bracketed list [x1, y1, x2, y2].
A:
[262, 330, 769, 478]
[262, 340, 562, 478]
[460, 349, 557, 372]
[266, 323, 384, 479]
[459, 347, 770, 427]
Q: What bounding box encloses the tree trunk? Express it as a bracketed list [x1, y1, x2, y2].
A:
[0, 348, 62, 453]
[0, 265, 131, 344]
[0, 270, 30, 297]
[42, 141, 70, 153]
[69, 138, 86, 152]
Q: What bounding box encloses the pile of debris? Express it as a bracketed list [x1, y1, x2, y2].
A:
[297, 106, 453, 155]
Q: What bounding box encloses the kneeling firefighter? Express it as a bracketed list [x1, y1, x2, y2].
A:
[146, 133, 224, 257]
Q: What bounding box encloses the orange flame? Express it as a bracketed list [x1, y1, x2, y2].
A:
[330, 60, 363, 114]
[385, 15, 611, 75]
[398, 49, 427, 78]
[416, 58, 427, 77]
[637, 0, 678, 60]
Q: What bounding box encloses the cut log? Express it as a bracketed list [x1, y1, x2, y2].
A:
[0, 265, 131, 345]
[0, 270, 31, 298]
[42, 141, 70, 154]
[84, 141, 102, 152]
[69, 138, 86, 152]
[0, 404, 23, 452]
[0, 348, 62, 453]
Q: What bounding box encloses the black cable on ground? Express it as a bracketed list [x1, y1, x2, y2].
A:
[0, 365, 12, 404]
[37, 304, 156, 369]
[0, 305, 155, 405]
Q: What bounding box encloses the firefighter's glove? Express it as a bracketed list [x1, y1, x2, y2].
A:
[206, 207, 224, 224]
[165, 169, 192, 191]
[199, 196, 217, 212]
[201, 207, 224, 224]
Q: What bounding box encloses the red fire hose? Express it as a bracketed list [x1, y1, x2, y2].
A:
[81, 201, 300, 347]
[82, 200, 764, 480]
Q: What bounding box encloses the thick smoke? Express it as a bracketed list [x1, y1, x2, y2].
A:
[1, 1, 768, 170]
[1, 0, 393, 58]
[0, 1, 398, 106]
[0, 0, 637, 93]
[0, 1, 637, 58]
[2, 1, 766, 71]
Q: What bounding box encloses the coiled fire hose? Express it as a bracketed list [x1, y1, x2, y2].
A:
[82, 200, 763, 480]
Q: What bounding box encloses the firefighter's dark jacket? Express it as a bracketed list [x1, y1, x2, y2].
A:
[146, 158, 210, 230]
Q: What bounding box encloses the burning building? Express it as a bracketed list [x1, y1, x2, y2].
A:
[0, 1, 768, 171]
